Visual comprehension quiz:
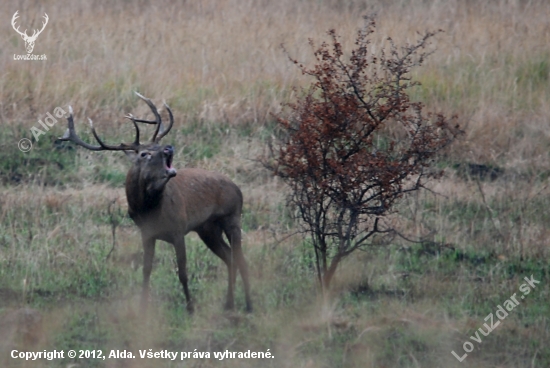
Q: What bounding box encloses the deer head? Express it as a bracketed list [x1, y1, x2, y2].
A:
[60, 92, 176, 212]
[12, 11, 49, 54]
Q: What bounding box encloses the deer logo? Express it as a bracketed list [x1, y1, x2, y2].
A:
[11, 11, 49, 54]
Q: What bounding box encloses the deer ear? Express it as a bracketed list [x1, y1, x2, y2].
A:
[124, 150, 138, 161]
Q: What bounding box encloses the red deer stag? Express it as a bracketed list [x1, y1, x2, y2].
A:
[60, 92, 252, 313]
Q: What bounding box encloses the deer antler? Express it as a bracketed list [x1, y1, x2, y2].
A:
[60, 106, 141, 152]
[60, 93, 174, 151]
[127, 92, 174, 143]
[11, 11, 48, 41]
[11, 11, 27, 38]
[29, 13, 49, 40]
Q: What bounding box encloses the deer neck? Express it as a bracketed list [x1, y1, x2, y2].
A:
[125, 168, 167, 222]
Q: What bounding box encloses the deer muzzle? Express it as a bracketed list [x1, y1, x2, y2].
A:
[164, 145, 177, 178]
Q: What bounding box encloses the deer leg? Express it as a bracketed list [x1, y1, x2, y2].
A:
[141, 236, 156, 312]
[173, 237, 194, 313]
[196, 224, 235, 310]
[223, 218, 253, 312]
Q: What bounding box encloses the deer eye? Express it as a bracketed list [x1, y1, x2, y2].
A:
[140, 152, 150, 158]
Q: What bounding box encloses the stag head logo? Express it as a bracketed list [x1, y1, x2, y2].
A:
[11, 11, 49, 54]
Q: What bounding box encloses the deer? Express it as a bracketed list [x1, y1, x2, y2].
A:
[59, 92, 252, 313]
[11, 11, 49, 54]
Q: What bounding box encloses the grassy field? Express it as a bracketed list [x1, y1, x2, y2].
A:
[1, 0, 549, 367]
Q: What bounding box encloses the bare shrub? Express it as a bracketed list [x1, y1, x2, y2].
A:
[264, 16, 461, 291]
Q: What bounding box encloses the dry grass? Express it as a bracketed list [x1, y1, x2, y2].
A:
[1, 0, 549, 176]
[1, 0, 550, 367]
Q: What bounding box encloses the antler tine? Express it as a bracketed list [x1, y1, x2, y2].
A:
[124, 114, 141, 146]
[59, 106, 103, 151]
[134, 92, 163, 143]
[124, 114, 157, 125]
[59, 106, 139, 152]
[155, 102, 174, 142]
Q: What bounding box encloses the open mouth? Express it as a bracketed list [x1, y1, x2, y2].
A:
[164, 147, 177, 177]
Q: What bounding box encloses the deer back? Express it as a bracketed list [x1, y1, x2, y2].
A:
[126, 167, 243, 241]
